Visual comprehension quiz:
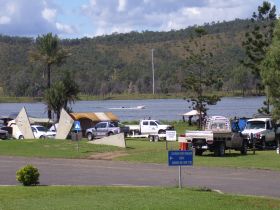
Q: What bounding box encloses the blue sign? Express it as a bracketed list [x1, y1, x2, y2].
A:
[168, 150, 193, 166]
[73, 121, 81, 131]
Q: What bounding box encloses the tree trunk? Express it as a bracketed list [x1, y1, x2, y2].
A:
[47, 63, 52, 119]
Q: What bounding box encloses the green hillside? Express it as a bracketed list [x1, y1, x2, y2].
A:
[0, 19, 257, 97]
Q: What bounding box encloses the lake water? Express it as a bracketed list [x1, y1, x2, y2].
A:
[0, 96, 265, 121]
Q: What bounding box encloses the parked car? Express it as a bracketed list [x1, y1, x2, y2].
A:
[7, 120, 56, 139]
[31, 125, 56, 139]
[127, 119, 173, 135]
[113, 122, 130, 137]
[242, 117, 276, 149]
[86, 121, 121, 140]
[0, 121, 9, 139]
[126, 119, 174, 141]
[0, 123, 8, 140]
[181, 116, 248, 156]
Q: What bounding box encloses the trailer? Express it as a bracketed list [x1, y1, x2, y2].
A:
[126, 119, 173, 141]
[127, 129, 166, 141]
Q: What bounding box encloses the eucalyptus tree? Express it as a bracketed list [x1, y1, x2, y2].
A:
[30, 33, 70, 119]
[183, 27, 220, 129]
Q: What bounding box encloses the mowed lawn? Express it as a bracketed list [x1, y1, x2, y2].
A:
[0, 138, 280, 170]
[0, 186, 279, 210]
[121, 139, 280, 170]
[0, 139, 121, 158]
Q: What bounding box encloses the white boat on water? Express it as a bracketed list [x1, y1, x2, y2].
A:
[109, 105, 146, 110]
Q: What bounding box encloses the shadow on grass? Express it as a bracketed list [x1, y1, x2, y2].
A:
[124, 146, 135, 150]
[81, 150, 94, 154]
[199, 152, 259, 158]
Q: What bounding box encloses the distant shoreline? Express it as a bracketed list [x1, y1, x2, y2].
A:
[0, 92, 265, 103]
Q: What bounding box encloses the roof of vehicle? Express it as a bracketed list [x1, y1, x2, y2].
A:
[208, 116, 228, 120]
[247, 118, 271, 122]
[31, 125, 45, 128]
[29, 117, 54, 124]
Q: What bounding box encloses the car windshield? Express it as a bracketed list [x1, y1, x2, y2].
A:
[246, 121, 265, 129]
[211, 122, 226, 129]
[109, 123, 116, 127]
[155, 121, 160, 125]
[36, 126, 47, 132]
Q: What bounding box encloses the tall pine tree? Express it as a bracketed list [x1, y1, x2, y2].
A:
[242, 1, 277, 114]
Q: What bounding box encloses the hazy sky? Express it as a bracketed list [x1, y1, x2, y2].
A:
[0, 0, 279, 38]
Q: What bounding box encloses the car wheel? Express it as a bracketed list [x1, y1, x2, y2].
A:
[195, 149, 203, 156]
[154, 135, 159, 142]
[19, 135, 24, 140]
[39, 135, 45, 139]
[214, 142, 225, 157]
[219, 143, 225, 156]
[261, 138, 266, 150]
[87, 133, 93, 141]
[240, 140, 248, 155]
[158, 130, 165, 134]
[107, 132, 113, 136]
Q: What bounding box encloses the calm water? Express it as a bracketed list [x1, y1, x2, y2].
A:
[0, 97, 265, 121]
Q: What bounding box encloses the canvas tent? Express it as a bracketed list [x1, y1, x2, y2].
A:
[182, 110, 203, 116]
[182, 110, 204, 125]
[70, 112, 119, 136]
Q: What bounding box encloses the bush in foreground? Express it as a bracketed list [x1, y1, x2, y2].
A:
[16, 164, 40, 186]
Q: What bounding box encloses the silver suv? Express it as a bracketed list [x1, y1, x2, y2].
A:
[86, 121, 120, 140]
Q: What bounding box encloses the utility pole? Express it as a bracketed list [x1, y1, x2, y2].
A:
[151, 49, 155, 95]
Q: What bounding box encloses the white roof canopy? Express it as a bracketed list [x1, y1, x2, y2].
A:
[182, 110, 203, 116]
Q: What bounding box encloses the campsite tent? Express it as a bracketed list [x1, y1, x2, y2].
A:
[182, 110, 204, 125]
[183, 110, 203, 116]
[70, 112, 119, 136]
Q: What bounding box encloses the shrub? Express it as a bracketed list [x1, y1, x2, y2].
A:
[16, 164, 40, 186]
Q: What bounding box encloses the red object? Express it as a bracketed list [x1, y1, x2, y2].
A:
[179, 142, 188, 150]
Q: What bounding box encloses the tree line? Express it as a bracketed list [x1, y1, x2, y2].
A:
[1, 1, 280, 121]
[0, 18, 260, 99]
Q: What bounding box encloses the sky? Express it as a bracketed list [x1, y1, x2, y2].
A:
[0, 0, 279, 38]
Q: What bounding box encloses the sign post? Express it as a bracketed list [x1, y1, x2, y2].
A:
[168, 150, 193, 189]
[165, 130, 177, 150]
[73, 121, 82, 152]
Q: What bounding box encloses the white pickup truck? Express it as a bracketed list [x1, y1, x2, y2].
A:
[127, 119, 174, 141]
[182, 116, 247, 156]
[242, 117, 276, 149]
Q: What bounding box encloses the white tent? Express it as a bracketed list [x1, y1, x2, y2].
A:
[182, 110, 203, 116]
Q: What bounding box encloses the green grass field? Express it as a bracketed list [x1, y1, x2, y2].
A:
[0, 186, 279, 210]
[120, 139, 280, 170]
[0, 138, 280, 170]
[0, 139, 121, 158]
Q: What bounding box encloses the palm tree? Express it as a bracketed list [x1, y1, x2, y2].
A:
[44, 71, 79, 121]
[30, 33, 70, 119]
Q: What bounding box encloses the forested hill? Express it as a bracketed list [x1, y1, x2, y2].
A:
[0, 19, 255, 97]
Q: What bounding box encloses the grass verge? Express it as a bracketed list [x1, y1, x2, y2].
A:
[0, 139, 121, 159]
[120, 139, 280, 170]
[0, 186, 279, 210]
[0, 138, 280, 170]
